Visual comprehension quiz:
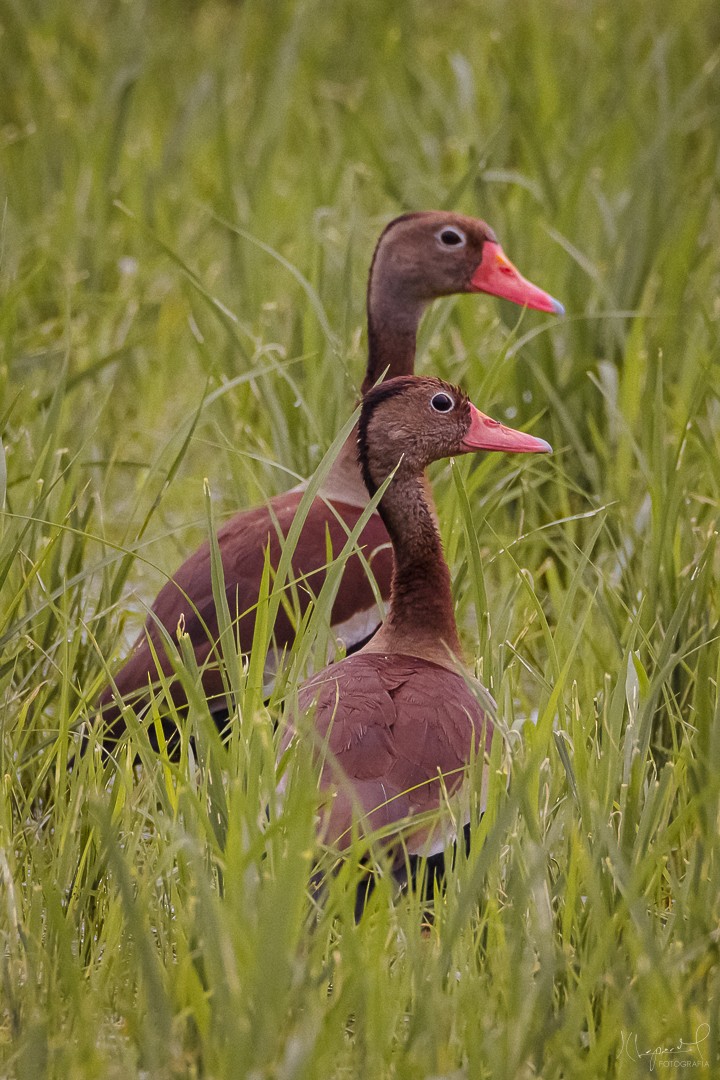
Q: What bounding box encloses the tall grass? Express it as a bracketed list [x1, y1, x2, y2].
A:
[1, 0, 719, 1075]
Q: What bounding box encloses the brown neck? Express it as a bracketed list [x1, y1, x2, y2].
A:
[362, 261, 426, 395]
[362, 472, 463, 667]
[323, 249, 429, 500]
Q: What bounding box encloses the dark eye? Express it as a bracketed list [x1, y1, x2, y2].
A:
[430, 392, 455, 413]
[437, 227, 466, 248]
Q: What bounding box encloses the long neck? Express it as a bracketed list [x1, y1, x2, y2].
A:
[363, 472, 463, 666]
[362, 262, 426, 394]
[322, 254, 428, 502]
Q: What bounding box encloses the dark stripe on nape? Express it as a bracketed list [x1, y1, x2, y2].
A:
[365, 212, 426, 309]
[373, 211, 424, 248]
[364, 212, 433, 393]
[357, 378, 412, 498]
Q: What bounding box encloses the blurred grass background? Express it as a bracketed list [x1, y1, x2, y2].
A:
[1, 0, 720, 1076]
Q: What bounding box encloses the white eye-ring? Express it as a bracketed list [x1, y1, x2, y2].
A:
[430, 392, 455, 413]
[436, 226, 467, 249]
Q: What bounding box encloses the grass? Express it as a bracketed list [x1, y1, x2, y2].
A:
[1, 0, 720, 1075]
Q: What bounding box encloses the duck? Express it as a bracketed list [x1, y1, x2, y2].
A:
[281, 374, 552, 859]
[99, 212, 562, 733]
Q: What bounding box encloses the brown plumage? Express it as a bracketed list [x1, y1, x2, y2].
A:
[100, 496, 393, 737]
[283, 375, 552, 857]
[99, 213, 562, 730]
[292, 654, 494, 857]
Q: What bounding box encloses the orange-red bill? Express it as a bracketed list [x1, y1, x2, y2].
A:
[461, 404, 552, 454]
[470, 241, 564, 315]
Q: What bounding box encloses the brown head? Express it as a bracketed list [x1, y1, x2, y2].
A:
[369, 211, 564, 311]
[364, 211, 563, 391]
[357, 374, 551, 496]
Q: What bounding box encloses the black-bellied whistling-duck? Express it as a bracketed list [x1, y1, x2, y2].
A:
[282, 375, 551, 858]
[99, 213, 562, 730]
